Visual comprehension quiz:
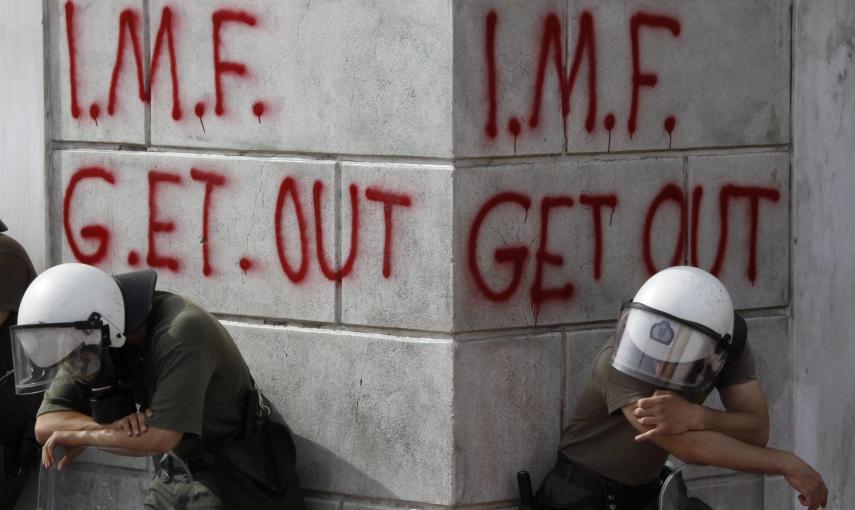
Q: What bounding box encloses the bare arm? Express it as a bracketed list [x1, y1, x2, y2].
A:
[705, 380, 769, 446]
[633, 383, 769, 446]
[35, 411, 105, 444]
[42, 426, 182, 470]
[622, 404, 827, 509]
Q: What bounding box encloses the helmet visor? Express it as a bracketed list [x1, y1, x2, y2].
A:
[10, 323, 104, 394]
[611, 306, 728, 392]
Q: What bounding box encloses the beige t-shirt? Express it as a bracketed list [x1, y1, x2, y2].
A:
[559, 336, 757, 486]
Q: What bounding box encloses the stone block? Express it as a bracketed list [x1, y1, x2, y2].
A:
[686, 474, 764, 509]
[306, 495, 344, 510]
[340, 163, 454, 331]
[342, 502, 420, 510]
[48, 0, 146, 144]
[453, 333, 562, 504]
[764, 475, 793, 510]
[454, 157, 683, 331]
[688, 153, 790, 310]
[147, 0, 452, 156]
[56, 149, 338, 323]
[453, 0, 789, 156]
[747, 316, 791, 450]
[563, 329, 611, 427]
[453, 0, 566, 157]
[225, 323, 455, 505]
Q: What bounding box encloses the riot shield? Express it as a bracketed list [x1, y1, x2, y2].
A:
[37, 448, 194, 509]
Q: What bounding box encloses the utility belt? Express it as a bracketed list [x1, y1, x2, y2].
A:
[540, 453, 661, 510]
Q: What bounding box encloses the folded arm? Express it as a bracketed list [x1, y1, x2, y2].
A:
[632, 381, 769, 446]
[622, 403, 827, 509]
[36, 409, 181, 470]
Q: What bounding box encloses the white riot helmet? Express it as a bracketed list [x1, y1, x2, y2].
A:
[10, 263, 156, 394]
[611, 266, 743, 392]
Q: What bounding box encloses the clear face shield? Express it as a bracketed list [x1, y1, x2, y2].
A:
[10, 313, 109, 394]
[611, 302, 734, 392]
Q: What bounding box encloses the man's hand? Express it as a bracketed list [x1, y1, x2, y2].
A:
[111, 409, 154, 437]
[42, 430, 87, 471]
[784, 455, 828, 510]
[633, 390, 705, 442]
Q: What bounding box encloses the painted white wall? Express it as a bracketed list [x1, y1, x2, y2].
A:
[793, 1, 855, 508]
[0, 0, 47, 270]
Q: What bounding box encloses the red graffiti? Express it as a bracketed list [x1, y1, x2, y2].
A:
[484, 10, 499, 138]
[314, 182, 359, 282]
[532, 197, 575, 311]
[708, 185, 781, 283]
[108, 9, 146, 116]
[147, 171, 182, 272]
[151, 6, 182, 120]
[365, 188, 412, 278]
[580, 194, 619, 280]
[64, 1, 81, 119]
[642, 183, 686, 275]
[664, 116, 676, 148]
[468, 193, 532, 302]
[274, 177, 310, 283]
[529, 11, 597, 133]
[63, 167, 117, 265]
[190, 169, 227, 277]
[252, 101, 265, 123]
[212, 9, 257, 116]
[629, 13, 681, 138]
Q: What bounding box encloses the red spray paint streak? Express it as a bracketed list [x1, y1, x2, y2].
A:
[195, 102, 206, 132]
[89, 103, 100, 125]
[150, 6, 182, 120]
[239, 257, 254, 272]
[365, 187, 412, 278]
[664, 116, 676, 148]
[190, 168, 227, 277]
[252, 101, 265, 123]
[64, 1, 81, 118]
[274, 177, 309, 283]
[63, 167, 116, 265]
[108, 9, 146, 116]
[579, 193, 618, 280]
[467, 193, 531, 302]
[531, 197, 575, 316]
[604, 113, 615, 152]
[628, 12, 681, 138]
[708, 185, 780, 283]
[212, 9, 257, 116]
[314, 181, 359, 282]
[528, 11, 597, 133]
[484, 10, 499, 138]
[689, 186, 703, 267]
[642, 183, 686, 275]
[147, 171, 182, 272]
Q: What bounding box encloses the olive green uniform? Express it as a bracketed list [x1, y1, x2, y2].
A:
[38, 292, 293, 509]
[0, 233, 40, 506]
[538, 336, 756, 508]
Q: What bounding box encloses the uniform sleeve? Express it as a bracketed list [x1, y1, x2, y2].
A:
[592, 348, 658, 416]
[37, 372, 91, 416]
[0, 253, 32, 312]
[715, 341, 758, 390]
[144, 333, 215, 436]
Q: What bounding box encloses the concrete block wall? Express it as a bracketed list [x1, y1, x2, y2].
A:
[46, 0, 796, 508]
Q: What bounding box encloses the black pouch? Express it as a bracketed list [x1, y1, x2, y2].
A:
[214, 388, 296, 493]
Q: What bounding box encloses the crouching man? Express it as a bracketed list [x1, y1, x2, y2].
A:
[537, 266, 827, 510]
[11, 263, 305, 509]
